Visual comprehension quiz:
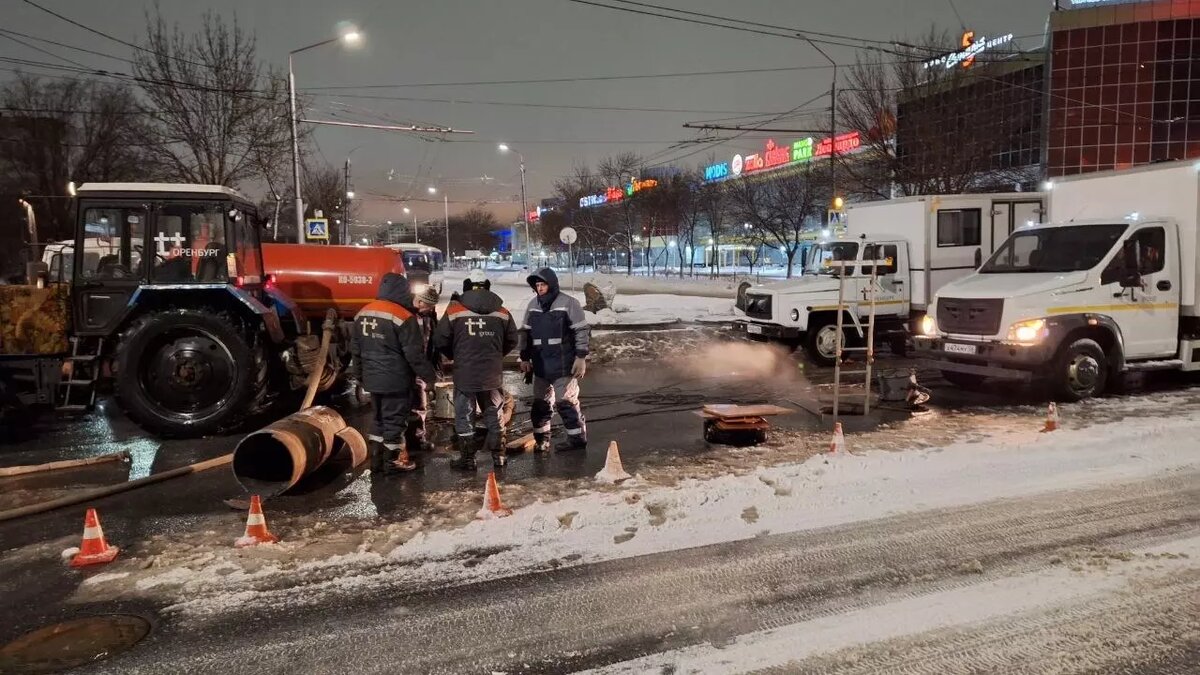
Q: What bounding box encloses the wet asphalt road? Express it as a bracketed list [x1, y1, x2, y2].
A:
[69, 471, 1200, 674]
[3, 326, 1199, 672]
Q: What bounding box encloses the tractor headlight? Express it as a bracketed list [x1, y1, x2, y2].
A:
[920, 314, 937, 337]
[790, 308, 800, 322]
[1007, 318, 1048, 344]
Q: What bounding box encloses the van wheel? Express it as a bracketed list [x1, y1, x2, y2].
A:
[941, 371, 985, 389]
[1052, 338, 1108, 402]
[804, 320, 853, 367]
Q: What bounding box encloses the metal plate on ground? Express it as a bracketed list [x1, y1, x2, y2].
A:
[0, 615, 151, 673]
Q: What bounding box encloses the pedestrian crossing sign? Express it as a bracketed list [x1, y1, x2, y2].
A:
[305, 218, 329, 241]
[827, 210, 846, 227]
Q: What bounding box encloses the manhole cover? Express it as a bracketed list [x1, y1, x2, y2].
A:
[0, 615, 151, 673]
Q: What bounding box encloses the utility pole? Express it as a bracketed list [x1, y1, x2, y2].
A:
[343, 157, 351, 245]
[799, 34, 839, 211]
[444, 194, 450, 263]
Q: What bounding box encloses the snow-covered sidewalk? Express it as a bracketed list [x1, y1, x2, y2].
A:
[441, 270, 736, 327]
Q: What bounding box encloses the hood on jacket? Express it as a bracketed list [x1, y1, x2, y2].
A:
[377, 272, 414, 308]
[460, 288, 504, 315]
[526, 267, 560, 292]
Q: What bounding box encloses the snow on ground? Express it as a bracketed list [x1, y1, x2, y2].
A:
[440, 271, 735, 327]
[72, 389, 1200, 621]
[445, 268, 749, 298]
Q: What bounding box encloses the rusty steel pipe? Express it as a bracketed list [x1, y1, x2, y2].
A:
[232, 406, 366, 497]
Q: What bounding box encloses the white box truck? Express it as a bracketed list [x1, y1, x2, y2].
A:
[915, 159, 1200, 400]
[731, 193, 1045, 365]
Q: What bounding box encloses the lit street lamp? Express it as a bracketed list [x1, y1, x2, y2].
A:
[288, 24, 362, 244]
[498, 143, 531, 268]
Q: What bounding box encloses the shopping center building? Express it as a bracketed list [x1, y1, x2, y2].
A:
[1047, 0, 1200, 177]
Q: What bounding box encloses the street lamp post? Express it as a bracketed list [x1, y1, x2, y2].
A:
[429, 186, 450, 263]
[498, 143, 531, 268]
[288, 25, 361, 245]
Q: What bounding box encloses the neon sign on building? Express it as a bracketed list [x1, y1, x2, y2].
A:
[924, 30, 1014, 70]
[700, 131, 862, 183]
[578, 178, 660, 209]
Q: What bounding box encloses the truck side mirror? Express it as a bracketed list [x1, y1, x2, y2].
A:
[1119, 239, 1142, 288]
[973, 248, 983, 269]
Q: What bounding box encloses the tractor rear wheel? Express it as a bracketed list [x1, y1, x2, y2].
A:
[114, 309, 268, 437]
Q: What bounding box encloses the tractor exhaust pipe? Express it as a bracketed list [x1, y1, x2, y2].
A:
[232, 406, 366, 497]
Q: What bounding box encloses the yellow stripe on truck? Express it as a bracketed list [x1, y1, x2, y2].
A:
[1047, 303, 1178, 314]
[809, 300, 907, 311]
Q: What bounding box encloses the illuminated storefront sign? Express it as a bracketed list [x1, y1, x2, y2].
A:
[704, 163, 729, 181]
[924, 30, 1015, 70]
[792, 137, 814, 162]
[579, 178, 660, 208]
[700, 131, 862, 183]
[815, 131, 862, 157]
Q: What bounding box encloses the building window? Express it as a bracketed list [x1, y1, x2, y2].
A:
[937, 209, 982, 248]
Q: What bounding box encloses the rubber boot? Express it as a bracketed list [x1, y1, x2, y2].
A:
[384, 442, 417, 473]
[555, 436, 587, 452]
[369, 441, 390, 474]
[487, 433, 506, 468]
[532, 434, 550, 454]
[451, 436, 477, 471]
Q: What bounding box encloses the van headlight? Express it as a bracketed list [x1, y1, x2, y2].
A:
[1007, 318, 1048, 344]
[920, 314, 937, 336]
[790, 308, 800, 322]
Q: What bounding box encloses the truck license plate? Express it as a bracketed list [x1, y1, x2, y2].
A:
[943, 343, 977, 355]
[747, 324, 764, 335]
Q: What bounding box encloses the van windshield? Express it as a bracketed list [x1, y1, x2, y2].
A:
[804, 242, 859, 276]
[980, 224, 1127, 274]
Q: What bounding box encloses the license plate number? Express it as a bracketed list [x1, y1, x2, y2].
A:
[747, 324, 764, 335]
[943, 342, 977, 355]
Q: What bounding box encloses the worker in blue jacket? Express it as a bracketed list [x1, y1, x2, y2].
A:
[517, 268, 589, 452]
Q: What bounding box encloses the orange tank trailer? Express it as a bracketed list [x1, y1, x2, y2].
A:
[262, 244, 406, 321]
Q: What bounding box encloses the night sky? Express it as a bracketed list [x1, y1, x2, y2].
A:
[4, 0, 1053, 233]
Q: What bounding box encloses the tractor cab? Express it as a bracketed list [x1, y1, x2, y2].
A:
[68, 183, 266, 336]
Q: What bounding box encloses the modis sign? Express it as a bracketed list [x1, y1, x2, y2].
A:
[924, 30, 1014, 70]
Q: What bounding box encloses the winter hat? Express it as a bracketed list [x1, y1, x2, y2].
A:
[416, 286, 440, 306]
[465, 268, 491, 291]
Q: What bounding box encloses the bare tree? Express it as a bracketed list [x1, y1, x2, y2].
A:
[134, 9, 293, 187]
[728, 164, 829, 278]
[636, 175, 686, 276]
[838, 29, 1040, 198]
[674, 170, 705, 278]
[597, 152, 643, 276]
[0, 75, 155, 242]
[447, 207, 502, 255]
[697, 180, 731, 278]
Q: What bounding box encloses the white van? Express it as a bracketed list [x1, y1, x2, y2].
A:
[732, 193, 1045, 365]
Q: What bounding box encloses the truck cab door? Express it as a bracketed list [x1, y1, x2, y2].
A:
[1099, 224, 1179, 358]
[73, 202, 149, 336]
[862, 243, 907, 316]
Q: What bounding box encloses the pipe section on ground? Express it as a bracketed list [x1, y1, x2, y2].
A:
[232, 406, 365, 497]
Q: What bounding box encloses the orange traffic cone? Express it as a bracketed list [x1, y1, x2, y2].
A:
[235, 495, 278, 547]
[70, 508, 119, 568]
[595, 441, 632, 484]
[828, 422, 847, 454]
[476, 471, 513, 520]
[1041, 403, 1059, 433]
